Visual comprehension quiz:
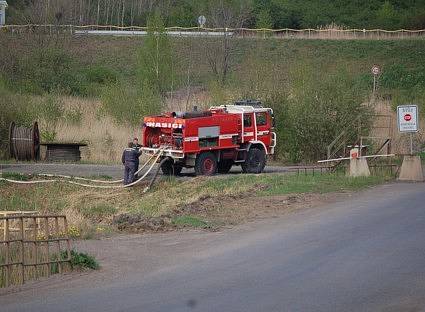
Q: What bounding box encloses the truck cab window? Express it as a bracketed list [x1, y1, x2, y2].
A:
[244, 114, 252, 127]
[256, 112, 267, 126]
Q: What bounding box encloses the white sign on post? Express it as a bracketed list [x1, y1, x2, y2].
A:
[397, 105, 419, 133]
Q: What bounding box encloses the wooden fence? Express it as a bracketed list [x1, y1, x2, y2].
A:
[1, 24, 425, 40]
[0, 214, 72, 288]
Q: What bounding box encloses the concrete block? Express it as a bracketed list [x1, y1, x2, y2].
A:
[398, 156, 424, 182]
[348, 158, 370, 177]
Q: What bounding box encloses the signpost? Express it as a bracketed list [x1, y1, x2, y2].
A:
[396, 104, 423, 181]
[371, 65, 380, 93]
[397, 105, 419, 155]
[198, 15, 206, 28]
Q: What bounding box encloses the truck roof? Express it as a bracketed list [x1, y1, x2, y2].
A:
[210, 105, 272, 114]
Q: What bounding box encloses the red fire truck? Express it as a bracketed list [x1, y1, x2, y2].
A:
[141, 100, 276, 176]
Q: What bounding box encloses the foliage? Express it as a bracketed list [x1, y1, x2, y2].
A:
[100, 82, 161, 126]
[8, 0, 425, 30]
[256, 9, 273, 29]
[137, 12, 174, 95]
[172, 216, 211, 228]
[0, 172, 30, 181]
[64, 250, 100, 270]
[275, 64, 371, 162]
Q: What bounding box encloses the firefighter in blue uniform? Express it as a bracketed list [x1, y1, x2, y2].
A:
[122, 142, 141, 185]
[132, 137, 141, 177]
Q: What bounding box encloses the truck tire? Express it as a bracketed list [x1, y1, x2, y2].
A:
[241, 147, 266, 174]
[217, 160, 233, 174]
[195, 152, 217, 176]
[161, 158, 182, 176]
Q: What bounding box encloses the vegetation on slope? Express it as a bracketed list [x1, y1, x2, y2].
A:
[0, 172, 391, 235]
[6, 0, 425, 30]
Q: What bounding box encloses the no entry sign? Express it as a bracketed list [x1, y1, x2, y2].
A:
[397, 105, 419, 133]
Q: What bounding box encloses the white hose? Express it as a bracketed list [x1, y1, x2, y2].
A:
[0, 149, 166, 189]
[0, 178, 57, 184]
[36, 151, 158, 184]
[64, 151, 163, 189]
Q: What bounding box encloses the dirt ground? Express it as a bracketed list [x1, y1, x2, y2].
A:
[112, 190, 350, 232]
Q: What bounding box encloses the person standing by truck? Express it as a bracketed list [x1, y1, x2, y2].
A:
[122, 142, 141, 185]
[132, 137, 141, 177]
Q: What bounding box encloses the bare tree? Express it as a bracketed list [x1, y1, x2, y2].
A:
[200, 0, 253, 85]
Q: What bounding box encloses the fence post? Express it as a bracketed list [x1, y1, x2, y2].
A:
[33, 216, 38, 279]
[20, 217, 25, 284]
[5, 219, 10, 288]
[44, 218, 50, 277]
[54, 217, 62, 274]
[63, 217, 72, 262]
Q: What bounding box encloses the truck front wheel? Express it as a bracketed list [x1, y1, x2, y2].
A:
[242, 147, 266, 174]
[195, 152, 217, 176]
[161, 158, 182, 176]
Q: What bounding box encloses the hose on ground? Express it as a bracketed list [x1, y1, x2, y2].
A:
[36, 151, 159, 184]
[0, 148, 166, 189]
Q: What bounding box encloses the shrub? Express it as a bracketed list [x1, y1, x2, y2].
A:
[85, 65, 118, 85]
[60, 250, 99, 270]
[101, 82, 162, 126]
[270, 64, 371, 162]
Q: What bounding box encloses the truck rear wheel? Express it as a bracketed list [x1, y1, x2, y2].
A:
[217, 160, 233, 174]
[195, 152, 217, 176]
[242, 147, 266, 174]
[161, 158, 182, 176]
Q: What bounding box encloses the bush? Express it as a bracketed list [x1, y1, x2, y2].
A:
[270, 65, 371, 162]
[60, 250, 99, 270]
[101, 82, 162, 126]
[85, 65, 118, 85]
[17, 48, 85, 96]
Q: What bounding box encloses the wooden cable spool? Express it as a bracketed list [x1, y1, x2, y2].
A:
[9, 122, 40, 161]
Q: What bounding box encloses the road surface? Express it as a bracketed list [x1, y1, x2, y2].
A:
[0, 162, 302, 179]
[1, 182, 425, 311]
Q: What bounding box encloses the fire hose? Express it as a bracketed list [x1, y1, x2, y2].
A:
[0, 148, 167, 190]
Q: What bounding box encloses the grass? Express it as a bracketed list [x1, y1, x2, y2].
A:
[0, 172, 31, 181]
[172, 216, 211, 229]
[0, 172, 392, 234]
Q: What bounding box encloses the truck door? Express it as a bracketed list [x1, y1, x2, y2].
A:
[243, 113, 255, 142]
[255, 111, 271, 149]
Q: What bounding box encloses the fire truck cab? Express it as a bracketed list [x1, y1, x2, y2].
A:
[141, 100, 276, 176]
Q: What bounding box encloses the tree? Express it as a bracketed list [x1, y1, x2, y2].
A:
[376, 1, 399, 30]
[256, 9, 273, 29]
[137, 12, 174, 95]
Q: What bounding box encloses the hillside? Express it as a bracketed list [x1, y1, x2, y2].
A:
[1, 32, 425, 162]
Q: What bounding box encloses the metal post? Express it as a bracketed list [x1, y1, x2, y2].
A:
[410, 133, 413, 155]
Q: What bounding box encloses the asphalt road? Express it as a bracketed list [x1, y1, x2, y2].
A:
[0, 162, 299, 179]
[1, 182, 425, 311]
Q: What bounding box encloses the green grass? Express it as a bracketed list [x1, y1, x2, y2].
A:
[0, 172, 31, 181]
[417, 151, 425, 161]
[172, 216, 211, 229]
[0, 172, 391, 233]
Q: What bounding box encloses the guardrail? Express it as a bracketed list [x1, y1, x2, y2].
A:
[0, 214, 72, 288]
[1, 24, 425, 39]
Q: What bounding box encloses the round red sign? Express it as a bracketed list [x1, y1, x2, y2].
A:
[404, 114, 412, 121]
